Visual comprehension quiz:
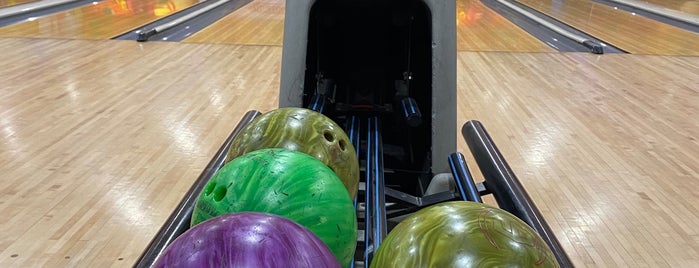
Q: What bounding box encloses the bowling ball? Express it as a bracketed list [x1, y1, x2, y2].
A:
[226, 107, 359, 199]
[192, 148, 357, 267]
[155, 212, 341, 268]
[371, 201, 559, 268]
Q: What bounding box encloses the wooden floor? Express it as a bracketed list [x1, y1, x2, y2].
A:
[455, 0, 555, 52]
[185, 0, 285, 46]
[0, 38, 283, 267]
[640, 0, 699, 15]
[456, 52, 699, 267]
[1, 0, 699, 267]
[516, 0, 699, 55]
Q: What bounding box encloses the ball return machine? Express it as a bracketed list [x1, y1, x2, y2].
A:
[136, 0, 573, 267]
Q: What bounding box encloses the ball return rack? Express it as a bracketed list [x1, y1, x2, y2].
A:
[135, 0, 573, 267]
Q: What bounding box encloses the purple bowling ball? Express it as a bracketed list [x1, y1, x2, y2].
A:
[154, 212, 341, 268]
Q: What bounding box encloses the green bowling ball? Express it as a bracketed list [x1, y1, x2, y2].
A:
[226, 107, 359, 199]
[371, 201, 559, 268]
[192, 148, 357, 267]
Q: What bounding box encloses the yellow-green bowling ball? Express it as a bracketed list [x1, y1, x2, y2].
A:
[226, 107, 359, 199]
[371, 201, 559, 268]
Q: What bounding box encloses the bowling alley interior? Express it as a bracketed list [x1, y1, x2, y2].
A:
[1, 0, 698, 267]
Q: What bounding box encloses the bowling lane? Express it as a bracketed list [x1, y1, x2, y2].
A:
[515, 0, 699, 55]
[184, 0, 284, 45]
[0, 0, 201, 39]
[639, 0, 699, 15]
[0, 0, 37, 8]
[456, 0, 555, 52]
[0, 37, 281, 266]
[456, 51, 699, 267]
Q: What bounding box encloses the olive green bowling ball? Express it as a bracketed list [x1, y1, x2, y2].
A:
[226, 107, 359, 199]
[192, 148, 357, 267]
[371, 201, 559, 268]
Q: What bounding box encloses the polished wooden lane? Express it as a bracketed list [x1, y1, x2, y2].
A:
[515, 0, 699, 55]
[0, 0, 37, 8]
[0, 0, 201, 39]
[2, 35, 699, 266]
[639, 0, 699, 15]
[0, 38, 281, 267]
[456, 52, 699, 267]
[185, 0, 284, 46]
[456, 0, 555, 52]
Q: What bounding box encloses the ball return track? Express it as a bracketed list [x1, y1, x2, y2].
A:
[134, 111, 573, 267]
[135, 0, 573, 267]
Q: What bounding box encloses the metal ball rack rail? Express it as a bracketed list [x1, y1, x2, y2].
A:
[135, 0, 573, 267]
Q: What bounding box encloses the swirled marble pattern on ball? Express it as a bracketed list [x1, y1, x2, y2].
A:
[371, 201, 559, 268]
[226, 107, 359, 199]
[155, 212, 340, 268]
[192, 149, 357, 267]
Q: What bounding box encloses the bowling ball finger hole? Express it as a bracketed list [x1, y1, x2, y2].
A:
[323, 130, 335, 143]
[204, 182, 216, 196]
[339, 140, 347, 151]
[213, 185, 227, 202]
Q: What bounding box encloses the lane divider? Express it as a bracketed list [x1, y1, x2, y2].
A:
[497, 0, 605, 54]
[137, 0, 230, 42]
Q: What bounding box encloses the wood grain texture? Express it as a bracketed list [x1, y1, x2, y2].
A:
[1, 0, 699, 266]
[457, 0, 555, 52]
[1, 35, 698, 267]
[0, 0, 200, 39]
[0, 38, 281, 267]
[638, 0, 699, 15]
[456, 51, 699, 267]
[184, 0, 285, 46]
[515, 0, 699, 55]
